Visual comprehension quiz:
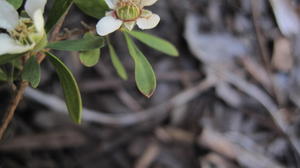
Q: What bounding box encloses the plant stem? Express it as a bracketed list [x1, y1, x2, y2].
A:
[0, 81, 28, 139]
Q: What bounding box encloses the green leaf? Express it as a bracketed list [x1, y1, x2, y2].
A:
[79, 49, 100, 67]
[79, 33, 101, 67]
[124, 33, 156, 97]
[128, 31, 179, 57]
[0, 69, 8, 81]
[12, 58, 22, 70]
[45, 0, 73, 32]
[108, 42, 128, 80]
[47, 35, 105, 51]
[47, 52, 82, 124]
[0, 54, 23, 65]
[7, 0, 23, 9]
[22, 56, 41, 88]
[74, 0, 108, 19]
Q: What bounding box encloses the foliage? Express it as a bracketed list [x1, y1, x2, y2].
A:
[47, 52, 82, 123]
[0, 0, 178, 124]
[22, 56, 41, 88]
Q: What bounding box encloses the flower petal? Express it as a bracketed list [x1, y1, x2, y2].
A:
[25, 0, 47, 18]
[140, 9, 152, 18]
[105, 0, 118, 9]
[124, 21, 136, 30]
[0, 34, 33, 55]
[0, 0, 19, 31]
[140, 0, 157, 7]
[96, 16, 123, 36]
[137, 14, 160, 30]
[25, 0, 47, 33]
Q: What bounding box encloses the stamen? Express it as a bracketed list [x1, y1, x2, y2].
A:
[8, 18, 36, 46]
[116, 1, 141, 21]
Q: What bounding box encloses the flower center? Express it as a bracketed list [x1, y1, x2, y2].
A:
[116, 2, 141, 21]
[9, 18, 36, 46]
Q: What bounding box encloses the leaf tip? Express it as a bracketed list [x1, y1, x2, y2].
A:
[144, 93, 153, 98]
[140, 87, 156, 98]
[172, 51, 180, 57]
[121, 74, 128, 80]
[75, 119, 82, 124]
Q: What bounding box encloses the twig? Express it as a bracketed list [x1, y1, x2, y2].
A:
[251, 0, 272, 71]
[0, 81, 28, 139]
[24, 79, 215, 126]
[199, 128, 286, 168]
[226, 73, 300, 157]
[49, 8, 70, 42]
[134, 142, 159, 168]
[251, 0, 278, 99]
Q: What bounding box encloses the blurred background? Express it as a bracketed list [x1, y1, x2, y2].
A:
[1, 0, 300, 167]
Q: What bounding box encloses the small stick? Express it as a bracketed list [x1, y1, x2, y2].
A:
[0, 81, 28, 139]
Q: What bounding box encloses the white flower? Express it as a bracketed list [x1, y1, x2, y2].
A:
[0, 0, 47, 55]
[96, 0, 160, 36]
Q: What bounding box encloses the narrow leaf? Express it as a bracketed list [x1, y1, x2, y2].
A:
[47, 52, 82, 123]
[108, 42, 128, 80]
[22, 56, 41, 88]
[128, 31, 179, 56]
[74, 0, 108, 19]
[7, 0, 23, 9]
[0, 54, 23, 65]
[47, 35, 105, 51]
[124, 33, 156, 97]
[79, 33, 101, 67]
[45, 0, 73, 32]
